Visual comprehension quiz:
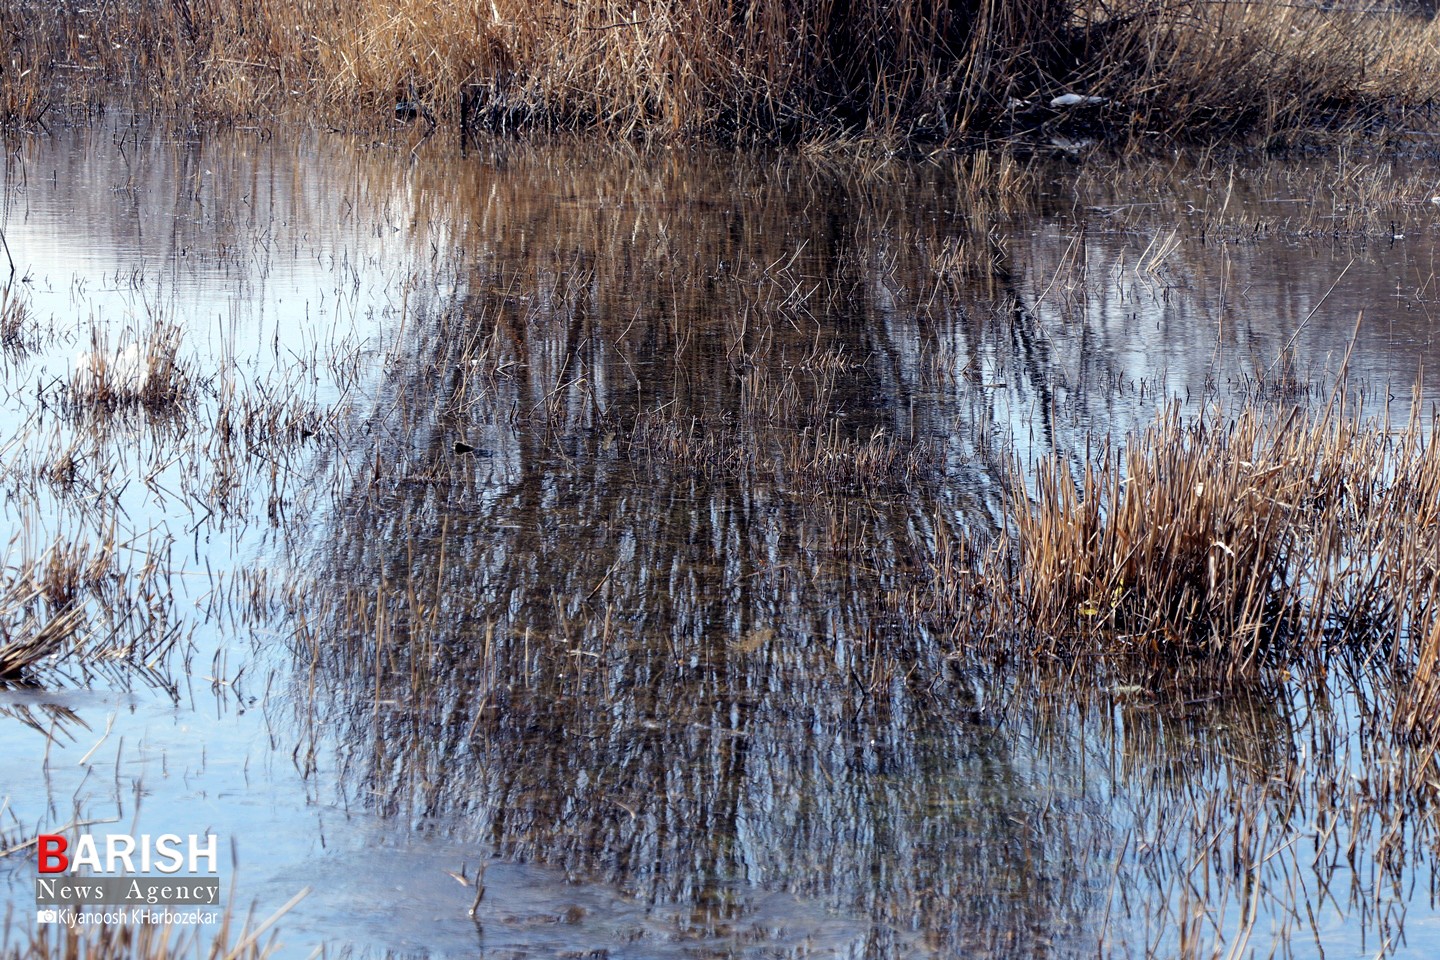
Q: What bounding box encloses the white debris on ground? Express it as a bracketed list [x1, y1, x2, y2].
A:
[1049, 94, 1108, 108]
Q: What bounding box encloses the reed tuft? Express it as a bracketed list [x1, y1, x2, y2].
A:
[992, 391, 1440, 676]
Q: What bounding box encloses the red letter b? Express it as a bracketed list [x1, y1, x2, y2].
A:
[37, 835, 67, 874]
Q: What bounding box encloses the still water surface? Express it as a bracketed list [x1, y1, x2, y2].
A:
[1, 122, 1438, 958]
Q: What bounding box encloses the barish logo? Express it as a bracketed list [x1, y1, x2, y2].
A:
[36, 834, 219, 875]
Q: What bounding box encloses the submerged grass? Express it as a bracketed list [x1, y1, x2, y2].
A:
[4, 0, 1439, 144]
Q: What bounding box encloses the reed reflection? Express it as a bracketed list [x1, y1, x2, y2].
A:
[286, 145, 1433, 958]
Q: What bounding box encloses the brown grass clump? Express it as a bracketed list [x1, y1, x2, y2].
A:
[0, 286, 32, 356]
[0, 581, 85, 679]
[994, 389, 1440, 672]
[3, 0, 1437, 144]
[0, 537, 179, 680]
[70, 322, 193, 412]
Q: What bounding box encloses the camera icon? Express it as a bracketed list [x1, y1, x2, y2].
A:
[36, 909, 59, 924]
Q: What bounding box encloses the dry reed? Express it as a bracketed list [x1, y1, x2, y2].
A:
[69, 322, 192, 412]
[3, 0, 1437, 144]
[988, 388, 1440, 676]
[0, 572, 86, 679]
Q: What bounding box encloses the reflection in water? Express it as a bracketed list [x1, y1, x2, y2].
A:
[2, 124, 1439, 958]
[291, 146, 1440, 956]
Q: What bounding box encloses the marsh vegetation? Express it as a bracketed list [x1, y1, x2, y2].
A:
[2, 5, 1440, 953]
[4, 0, 1440, 145]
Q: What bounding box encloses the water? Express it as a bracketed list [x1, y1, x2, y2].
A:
[1, 123, 1439, 958]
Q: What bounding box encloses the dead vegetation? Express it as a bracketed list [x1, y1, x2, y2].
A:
[0, 568, 86, 680]
[69, 322, 193, 412]
[0, 287, 33, 357]
[3, 0, 1438, 145]
[290, 254, 1440, 958]
[0, 263, 349, 686]
[978, 391, 1440, 673]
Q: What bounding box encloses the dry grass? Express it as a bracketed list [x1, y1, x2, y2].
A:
[985, 387, 1440, 674]
[3, 118, 1439, 958]
[0, 569, 86, 679]
[1080, 1, 1440, 141]
[3, 0, 1437, 144]
[1400, 614, 1440, 738]
[0, 532, 191, 682]
[0, 286, 32, 356]
[69, 322, 193, 412]
[0, 261, 349, 687]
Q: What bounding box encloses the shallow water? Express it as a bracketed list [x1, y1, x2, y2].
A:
[1, 123, 1439, 959]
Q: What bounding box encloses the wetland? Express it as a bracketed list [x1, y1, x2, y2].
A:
[0, 117, 1439, 960]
